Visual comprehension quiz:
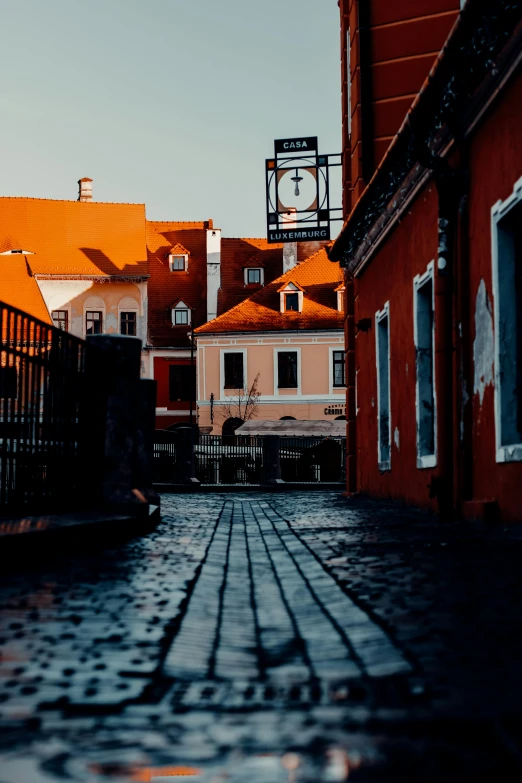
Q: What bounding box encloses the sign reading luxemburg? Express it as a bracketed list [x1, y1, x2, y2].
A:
[274, 136, 318, 154]
[268, 227, 331, 243]
[265, 135, 341, 244]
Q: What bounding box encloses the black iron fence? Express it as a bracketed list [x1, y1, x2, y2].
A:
[153, 431, 346, 486]
[0, 302, 89, 516]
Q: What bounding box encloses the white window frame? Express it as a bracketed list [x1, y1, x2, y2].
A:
[220, 348, 247, 399]
[118, 297, 139, 336]
[336, 286, 345, 312]
[273, 347, 301, 394]
[279, 282, 303, 313]
[51, 307, 70, 332]
[83, 297, 105, 338]
[172, 300, 191, 326]
[491, 175, 522, 463]
[329, 347, 346, 392]
[375, 302, 391, 472]
[244, 267, 264, 286]
[169, 253, 188, 272]
[413, 261, 437, 469]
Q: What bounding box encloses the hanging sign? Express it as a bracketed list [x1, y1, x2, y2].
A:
[265, 136, 342, 244]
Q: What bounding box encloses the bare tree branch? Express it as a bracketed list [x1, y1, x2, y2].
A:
[219, 373, 261, 425]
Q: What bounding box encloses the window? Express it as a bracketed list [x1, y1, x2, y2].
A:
[492, 179, 522, 462]
[169, 365, 196, 402]
[414, 265, 436, 468]
[120, 311, 136, 336]
[172, 301, 191, 326]
[333, 350, 346, 387]
[169, 254, 187, 272]
[246, 268, 262, 285]
[86, 311, 103, 335]
[52, 310, 68, 331]
[278, 351, 298, 388]
[375, 304, 391, 470]
[224, 353, 244, 389]
[285, 293, 299, 311]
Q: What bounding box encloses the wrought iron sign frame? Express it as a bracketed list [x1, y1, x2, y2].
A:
[265, 136, 342, 244]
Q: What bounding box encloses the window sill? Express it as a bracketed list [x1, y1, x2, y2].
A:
[496, 444, 522, 463]
[417, 454, 437, 469]
[277, 387, 298, 390]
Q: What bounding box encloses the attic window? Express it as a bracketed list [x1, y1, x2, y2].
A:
[285, 293, 299, 311]
[0, 249, 34, 255]
[279, 282, 303, 313]
[172, 300, 191, 326]
[169, 254, 188, 272]
[245, 267, 263, 285]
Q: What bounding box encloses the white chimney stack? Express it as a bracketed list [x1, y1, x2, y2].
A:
[282, 208, 297, 273]
[206, 221, 221, 322]
[78, 177, 93, 202]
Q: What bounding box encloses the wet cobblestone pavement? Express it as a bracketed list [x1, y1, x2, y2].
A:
[1, 492, 522, 781]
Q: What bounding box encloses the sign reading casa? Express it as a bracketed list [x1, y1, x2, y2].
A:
[274, 136, 318, 154]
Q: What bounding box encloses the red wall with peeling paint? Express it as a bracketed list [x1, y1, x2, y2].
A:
[464, 71, 522, 522]
[354, 185, 440, 508]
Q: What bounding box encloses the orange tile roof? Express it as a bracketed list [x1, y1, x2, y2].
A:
[146, 221, 209, 348]
[218, 238, 328, 315]
[1, 254, 52, 323]
[0, 197, 148, 277]
[195, 248, 343, 335]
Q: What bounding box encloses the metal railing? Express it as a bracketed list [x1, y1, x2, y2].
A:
[152, 431, 347, 486]
[278, 437, 346, 483]
[0, 301, 88, 516]
[195, 435, 265, 485]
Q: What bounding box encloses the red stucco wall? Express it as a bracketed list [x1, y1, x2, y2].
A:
[465, 70, 522, 523]
[353, 184, 440, 508]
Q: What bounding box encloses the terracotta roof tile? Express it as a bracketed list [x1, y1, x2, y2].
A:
[0, 197, 148, 277]
[1, 254, 52, 324]
[195, 248, 343, 335]
[146, 221, 208, 348]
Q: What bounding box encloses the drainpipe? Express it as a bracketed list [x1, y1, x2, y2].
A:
[345, 273, 357, 494]
[433, 164, 464, 519]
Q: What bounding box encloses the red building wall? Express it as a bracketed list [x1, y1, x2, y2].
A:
[339, 0, 460, 215]
[354, 184, 440, 508]
[464, 70, 522, 523]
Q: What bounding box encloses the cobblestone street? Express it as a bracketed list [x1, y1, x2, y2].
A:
[2, 492, 522, 781]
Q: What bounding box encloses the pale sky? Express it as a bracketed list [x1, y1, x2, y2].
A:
[0, 0, 341, 238]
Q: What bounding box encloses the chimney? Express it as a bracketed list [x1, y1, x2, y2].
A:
[282, 208, 297, 273]
[78, 177, 93, 202]
[206, 224, 221, 322]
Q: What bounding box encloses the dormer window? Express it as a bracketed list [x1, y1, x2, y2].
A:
[169, 254, 188, 272]
[285, 293, 299, 311]
[172, 300, 191, 326]
[279, 281, 304, 313]
[245, 267, 263, 285]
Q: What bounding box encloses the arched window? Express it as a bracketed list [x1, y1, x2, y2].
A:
[84, 296, 105, 337]
[335, 415, 346, 421]
[222, 417, 243, 437]
[118, 297, 139, 336]
[279, 416, 296, 420]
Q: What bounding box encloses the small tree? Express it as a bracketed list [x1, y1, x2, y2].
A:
[220, 372, 261, 427]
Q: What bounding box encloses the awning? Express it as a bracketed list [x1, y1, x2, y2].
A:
[235, 420, 346, 437]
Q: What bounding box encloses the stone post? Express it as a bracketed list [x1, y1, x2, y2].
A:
[262, 435, 283, 485]
[85, 334, 159, 513]
[177, 427, 200, 486]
